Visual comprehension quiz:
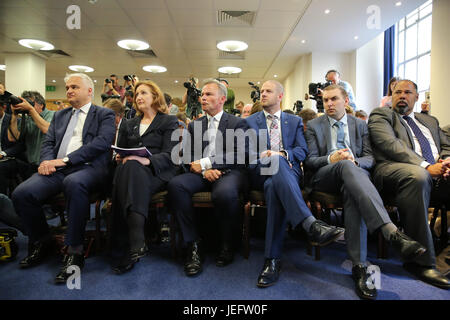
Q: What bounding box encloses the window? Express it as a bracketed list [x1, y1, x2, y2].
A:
[395, 0, 432, 111]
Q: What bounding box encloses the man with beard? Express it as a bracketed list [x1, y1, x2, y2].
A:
[368, 79, 450, 290]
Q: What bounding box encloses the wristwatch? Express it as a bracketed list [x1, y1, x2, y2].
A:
[62, 156, 71, 165]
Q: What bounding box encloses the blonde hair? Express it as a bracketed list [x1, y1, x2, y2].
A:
[133, 80, 168, 115]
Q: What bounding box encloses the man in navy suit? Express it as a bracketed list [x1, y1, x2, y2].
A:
[369, 80, 450, 290]
[305, 84, 426, 299]
[168, 79, 248, 277]
[245, 80, 344, 288]
[12, 73, 115, 284]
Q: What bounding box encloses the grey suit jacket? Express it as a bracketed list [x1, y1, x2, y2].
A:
[305, 114, 374, 171]
[368, 107, 450, 166]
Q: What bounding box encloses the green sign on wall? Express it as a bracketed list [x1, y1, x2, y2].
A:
[46, 85, 56, 92]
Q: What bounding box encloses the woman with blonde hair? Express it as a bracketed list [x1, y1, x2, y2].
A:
[110, 80, 178, 274]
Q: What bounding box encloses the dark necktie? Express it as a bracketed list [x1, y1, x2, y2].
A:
[334, 121, 346, 149]
[402, 115, 435, 164]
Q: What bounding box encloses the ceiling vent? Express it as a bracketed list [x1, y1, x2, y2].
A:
[126, 49, 157, 58]
[218, 50, 245, 60]
[40, 49, 71, 58]
[217, 11, 256, 26]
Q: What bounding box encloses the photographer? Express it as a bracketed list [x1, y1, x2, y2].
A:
[217, 79, 235, 114]
[0, 91, 55, 194]
[102, 74, 125, 101]
[325, 70, 357, 110]
[182, 77, 202, 119]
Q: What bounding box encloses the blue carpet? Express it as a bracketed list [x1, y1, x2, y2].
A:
[1, 218, 449, 300]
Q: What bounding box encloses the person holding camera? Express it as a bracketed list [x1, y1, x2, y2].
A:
[182, 77, 202, 119]
[0, 91, 55, 195]
[325, 70, 357, 110]
[217, 79, 235, 115]
[102, 74, 125, 101]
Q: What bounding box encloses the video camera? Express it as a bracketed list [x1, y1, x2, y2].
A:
[101, 93, 121, 103]
[123, 74, 135, 82]
[293, 100, 303, 113]
[304, 80, 332, 112]
[183, 78, 201, 98]
[248, 82, 260, 103]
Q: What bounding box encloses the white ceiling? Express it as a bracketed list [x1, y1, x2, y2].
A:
[0, 0, 427, 91]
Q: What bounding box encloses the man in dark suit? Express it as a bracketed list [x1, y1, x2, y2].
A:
[245, 80, 344, 288]
[368, 79, 450, 290]
[167, 79, 247, 277]
[0, 102, 19, 160]
[12, 73, 115, 284]
[305, 84, 426, 299]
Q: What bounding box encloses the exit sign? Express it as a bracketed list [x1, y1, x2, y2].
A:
[46, 85, 56, 92]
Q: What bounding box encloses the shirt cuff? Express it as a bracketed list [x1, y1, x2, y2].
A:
[327, 154, 332, 164]
[200, 157, 212, 171]
[420, 161, 430, 169]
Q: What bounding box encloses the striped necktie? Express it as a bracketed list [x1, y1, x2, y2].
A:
[268, 114, 280, 151]
[402, 115, 435, 164]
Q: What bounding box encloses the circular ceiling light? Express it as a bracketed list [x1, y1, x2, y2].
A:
[217, 40, 248, 52]
[395, 2, 402, 6]
[18, 39, 54, 51]
[117, 39, 150, 51]
[68, 65, 94, 73]
[143, 65, 167, 73]
[0, 65, 5, 71]
[218, 66, 242, 74]
[324, 9, 331, 14]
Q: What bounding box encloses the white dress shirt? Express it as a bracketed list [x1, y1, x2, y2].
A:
[200, 111, 223, 171]
[65, 103, 91, 156]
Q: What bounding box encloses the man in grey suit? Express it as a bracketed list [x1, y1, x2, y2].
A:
[305, 84, 427, 299]
[368, 79, 450, 290]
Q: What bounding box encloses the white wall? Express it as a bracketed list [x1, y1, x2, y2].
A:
[354, 32, 384, 113]
[430, 0, 450, 126]
[283, 53, 312, 111]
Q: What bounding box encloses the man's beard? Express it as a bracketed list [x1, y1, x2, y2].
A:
[394, 103, 409, 115]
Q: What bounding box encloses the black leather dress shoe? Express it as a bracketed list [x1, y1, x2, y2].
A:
[184, 241, 203, 277]
[257, 258, 281, 288]
[307, 220, 345, 246]
[19, 239, 53, 268]
[403, 263, 450, 289]
[352, 264, 377, 300]
[215, 245, 234, 267]
[389, 230, 426, 261]
[54, 253, 85, 284]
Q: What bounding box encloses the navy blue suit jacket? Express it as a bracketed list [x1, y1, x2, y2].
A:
[245, 110, 308, 175]
[117, 112, 179, 182]
[40, 104, 115, 172]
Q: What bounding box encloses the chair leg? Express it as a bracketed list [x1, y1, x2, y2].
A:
[242, 201, 251, 259]
[95, 199, 103, 254]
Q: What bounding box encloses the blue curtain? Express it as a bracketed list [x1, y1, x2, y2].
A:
[383, 25, 395, 96]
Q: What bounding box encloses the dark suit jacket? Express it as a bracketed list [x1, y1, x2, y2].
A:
[245, 110, 307, 174]
[186, 111, 248, 170]
[305, 114, 374, 171]
[116, 112, 179, 182]
[368, 107, 450, 166]
[40, 104, 115, 172]
[1, 112, 22, 156]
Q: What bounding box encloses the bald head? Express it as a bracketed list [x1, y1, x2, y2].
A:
[261, 80, 284, 112]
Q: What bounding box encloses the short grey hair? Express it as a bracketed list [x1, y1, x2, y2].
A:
[64, 73, 95, 97]
[202, 78, 227, 99]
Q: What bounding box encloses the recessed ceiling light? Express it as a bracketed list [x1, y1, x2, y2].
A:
[142, 65, 167, 73]
[94, 80, 97, 83]
[324, 9, 331, 14]
[68, 65, 94, 73]
[18, 39, 54, 51]
[174, 80, 179, 83]
[354, 36, 359, 40]
[301, 40, 306, 44]
[257, 81, 260, 84]
[52, 80, 56, 83]
[395, 2, 402, 6]
[218, 66, 242, 74]
[274, 75, 278, 78]
[217, 40, 248, 52]
[0, 65, 5, 71]
[117, 39, 150, 51]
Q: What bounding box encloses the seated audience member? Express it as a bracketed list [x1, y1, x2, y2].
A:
[245, 80, 344, 288]
[241, 103, 252, 119]
[345, 105, 355, 116]
[123, 90, 136, 119]
[164, 93, 179, 115]
[250, 101, 263, 115]
[235, 101, 244, 114]
[283, 109, 295, 115]
[0, 91, 55, 195]
[167, 79, 248, 277]
[443, 124, 450, 140]
[297, 108, 317, 131]
[109, 80, 178, 274]
[420, 101, 430, 115]
[12, 73, 115, 284]
[379, 76, 400, 108]
[355, 110, 368, 122]
[325, 70, 357, 110]
[368, 79, 450, 290]
[176, 112, 188, 127]
[305, 84, 426, 299]
[0, 101, 19, 162]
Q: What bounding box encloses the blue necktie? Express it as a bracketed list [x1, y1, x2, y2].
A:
[57, 109, 80, 159]
[402, 115, 435, 164]
[334, 121, 346, 149]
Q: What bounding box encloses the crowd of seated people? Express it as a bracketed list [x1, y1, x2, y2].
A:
[0, 73, 449, 300]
